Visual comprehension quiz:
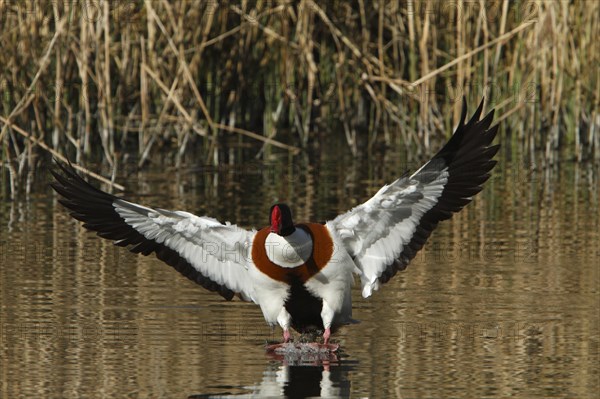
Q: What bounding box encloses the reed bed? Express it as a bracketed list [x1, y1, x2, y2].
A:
[0, 0, 598, 196]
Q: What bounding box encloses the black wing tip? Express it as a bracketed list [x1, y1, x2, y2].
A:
[51, 158, 82, 192]
[435, 97, 499, 165]
[51, 159, 121, 206]
[52, 157, 76, 178]
[477, 108, 496, 131]
[462, 96, 485, 126]
[458, 96, 496, 127]
[487, 144, 501, 158]
[459, 96, 469, 126]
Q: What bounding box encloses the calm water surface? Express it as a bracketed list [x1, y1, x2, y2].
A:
[1, 142, 598, 398]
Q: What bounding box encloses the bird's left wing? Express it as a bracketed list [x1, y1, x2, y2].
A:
[328, 98, 499, 297]
[51, 162, 256, 302]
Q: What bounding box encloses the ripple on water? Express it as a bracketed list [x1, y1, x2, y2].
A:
[1, 159, 598, 398]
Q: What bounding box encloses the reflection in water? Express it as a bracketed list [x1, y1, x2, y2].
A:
[0, 141, 598, 397]
[189, 361, 353, 398]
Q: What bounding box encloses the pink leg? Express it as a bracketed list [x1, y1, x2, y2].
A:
[283, 329, 291, 343]
[323, 327, 331, 344]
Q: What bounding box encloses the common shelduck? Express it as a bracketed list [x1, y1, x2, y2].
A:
[51, 98, 499, 345]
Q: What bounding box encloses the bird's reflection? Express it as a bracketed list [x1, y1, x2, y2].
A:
[189, 350, 354, 398]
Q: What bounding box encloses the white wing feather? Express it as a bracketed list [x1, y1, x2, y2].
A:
[331, 164, 449, 297]
[113, 199, 256, 301]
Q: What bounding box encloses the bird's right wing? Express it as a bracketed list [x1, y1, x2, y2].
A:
[51, 162, 257, 302]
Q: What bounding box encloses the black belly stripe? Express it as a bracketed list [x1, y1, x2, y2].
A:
[285, 276, 324, 332]
[251, 223, 335, 332]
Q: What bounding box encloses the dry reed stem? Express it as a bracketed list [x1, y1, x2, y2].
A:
[142, 64, 299, 153]
[309, 1, 380, 74]
[411, 20, 536, 87]
[213, 123, 301, 154]
[0, 116, 124, 191]
[229, 5, 298, 50]
[145, 1, 214, 129]
[0, 18, 68, 141]
[141, 64, 208, 137]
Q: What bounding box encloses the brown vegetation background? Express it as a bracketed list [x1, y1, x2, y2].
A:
[0, 0, 598, 188]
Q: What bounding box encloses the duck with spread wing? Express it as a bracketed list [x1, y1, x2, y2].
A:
[51, 98, 499, 346]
